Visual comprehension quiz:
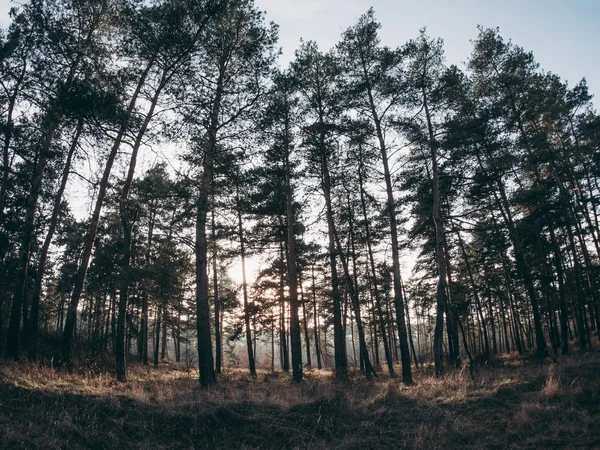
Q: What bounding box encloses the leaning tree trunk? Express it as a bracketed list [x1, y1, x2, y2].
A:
[357, 152, 395, 376]
[115, 67, 168, 382]
[9, 9, 105, 360]
[475, 149, 547, 357]
[61, 58, 154, 368]
[0, 58, 26, 225]
[376, 122, 412, 383]
[332, 220, 377, 379]
[360, 62, 412, 383]
[28, 119, 84, 359]
[495, 180, 547, 356]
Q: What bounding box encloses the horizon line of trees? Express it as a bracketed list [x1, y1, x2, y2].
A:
[0, 0, 598, 387]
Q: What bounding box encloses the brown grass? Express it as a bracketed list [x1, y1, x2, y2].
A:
[1, 351, 599, 449]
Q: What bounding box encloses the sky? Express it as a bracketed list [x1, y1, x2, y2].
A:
[255, 0, 600, 102]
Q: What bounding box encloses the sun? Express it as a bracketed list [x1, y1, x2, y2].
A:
[228, 255, 261, 285]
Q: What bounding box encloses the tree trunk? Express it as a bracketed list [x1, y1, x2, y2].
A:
[7, 18, 102, 359]
[154, 306, 160, 366]
[28, 119, 84, 359]
[283, 145, 303, 382]
[279, 242, 289, 372]
[161, 304, 168, 360]
[300, 280, 312, 368]
[61, 58, 154, 368]
[423, 85, 448, 377]
[333, 195, 376, 378]
[320, 154, 348, 380]
[311, 265, 322, 370]
[212, 207, 221, 373]
[401, 277, 419, 368]
[195, 69, 225, 388]
[357, 152, 394, 376]
[0, 57, 26, 225]
[236, 194, 256, 377]
[360, 61, 411, 383]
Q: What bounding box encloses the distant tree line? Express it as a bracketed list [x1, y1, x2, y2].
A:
[0, 0, 598, 386]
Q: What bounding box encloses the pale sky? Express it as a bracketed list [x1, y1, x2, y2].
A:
[255, 0, 600, 103]
[0, 0, 597, 100]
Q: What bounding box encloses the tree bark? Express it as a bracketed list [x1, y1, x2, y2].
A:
[236, 191, 256, 377]
[212, 207, 221, 373]
[321, 154, 348, 380]
[28, 119, 84, 359]
[61, 58, 154, 368]
[283, 134, 303, 382]
[311, 265, 322, 370]
[9, 6, 106, 360]
[357, 150, 395, 376]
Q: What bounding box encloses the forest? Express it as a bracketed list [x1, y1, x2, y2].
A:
[0, 0, 599, 448]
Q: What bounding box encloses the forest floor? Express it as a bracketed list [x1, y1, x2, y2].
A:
[0, 350, 599, 449]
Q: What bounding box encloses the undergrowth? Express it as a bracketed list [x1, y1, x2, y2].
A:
[1, 351, 599, 449]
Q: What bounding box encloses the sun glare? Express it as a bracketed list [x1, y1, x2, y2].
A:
[228, 256, 261, 285]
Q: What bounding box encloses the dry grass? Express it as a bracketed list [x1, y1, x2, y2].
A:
[1, 351, 599, 449]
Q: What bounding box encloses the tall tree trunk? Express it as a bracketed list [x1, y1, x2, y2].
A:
[311, 265, 322, 370]
[369, 290, 380, 367]
[0, 57, 27, 225]
[115, 219, 135, 381]
[140, 205, 156, 366]
[271, 309, 275, 371]
[283, 145, 303, 382]
[7, 121, 54, 359]
[333, 222, 377, 378]
[320, 154, 348, 380]
[154, 306, 160, 366]
[161, 304, 168, 360]
[334, 193, 376, 378]
[367, 91, 412, 383]
[236, 193, 256, 377]
[195, 70, 225, 388]
[279, 242, 289, 372]
[497, 282, 511, 354]
[423, 85, 448, 377]
[300, 280, 312, 368]
[401, 277, 419, 368]
[212, 207, 221, 373]
[28, 119, 84, 359]
[455, 227, 489, 357]
[61, 58, 154, 368]
[489, 73, 552, 356]
[140, 290, 149, 365]
[357, 151, 394, 376]
[491, 176, 547, 356]
[9, 6, 108, 359]
[564, 224, 589, 350]
[116, 68, 168, 382]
